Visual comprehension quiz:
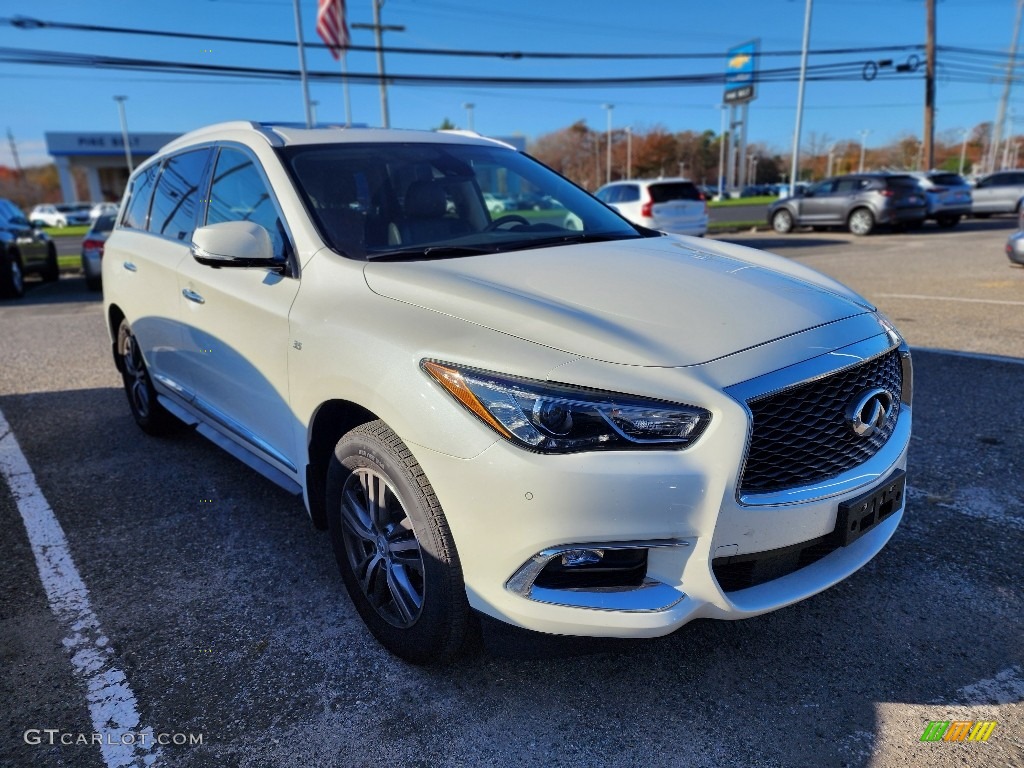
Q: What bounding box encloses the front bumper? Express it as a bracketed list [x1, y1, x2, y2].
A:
[412, 335, 911, 638]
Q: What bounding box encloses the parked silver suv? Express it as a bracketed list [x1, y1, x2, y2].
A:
[971, 171, 1024, 217]
[768, 174, 927, 236]
[910, 171, 972, 228]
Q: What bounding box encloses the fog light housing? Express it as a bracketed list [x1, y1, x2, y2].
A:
[561, 549, 604, 567]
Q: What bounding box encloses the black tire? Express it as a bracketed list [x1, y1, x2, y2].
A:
[326, 420, 470, 664]
[0, 250, 25, 299]
[771, 208, 794, 234]
[116, 319, 177, 435]
[848, 207, 875, 236]
[85, 275, 102, 292]
[935, 214, 960, 229]
[40, 242, 60, 283]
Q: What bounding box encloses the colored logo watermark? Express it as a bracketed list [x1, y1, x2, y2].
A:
[920, 720, 997, 742]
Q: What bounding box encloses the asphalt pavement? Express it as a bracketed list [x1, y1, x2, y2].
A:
[1, 220, 1022, 768]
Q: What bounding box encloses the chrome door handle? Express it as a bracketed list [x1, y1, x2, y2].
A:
[182, 288, 205, 305]
[123, 261, 137, 272]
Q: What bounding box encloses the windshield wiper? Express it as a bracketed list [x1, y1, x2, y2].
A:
[524, 232, 642, 249]
[366, 245, 500, 261]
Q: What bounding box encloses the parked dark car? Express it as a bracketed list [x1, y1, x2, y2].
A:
[81, 213, 116, 291]
[0, 198, 59, 299]
[768, 174, 927, 236]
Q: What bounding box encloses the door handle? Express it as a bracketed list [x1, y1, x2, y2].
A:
[182, 288, 205, 305]
[122, 261, 137, 272]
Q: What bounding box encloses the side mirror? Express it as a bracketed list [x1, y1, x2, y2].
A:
[191, 221, 283, 271]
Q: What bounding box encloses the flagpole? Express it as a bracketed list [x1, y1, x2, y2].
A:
[342, 53, 352, 126]
[292, 0, 314, 128]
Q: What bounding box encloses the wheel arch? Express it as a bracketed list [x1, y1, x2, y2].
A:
[107, 303, 126, 373]
[305, 399, 380, 529]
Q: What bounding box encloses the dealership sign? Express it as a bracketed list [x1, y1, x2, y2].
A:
[724, 40, 758, 104]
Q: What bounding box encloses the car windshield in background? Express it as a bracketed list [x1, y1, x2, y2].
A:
[649, 182, 702, 202]
[279, 142, 643, 260]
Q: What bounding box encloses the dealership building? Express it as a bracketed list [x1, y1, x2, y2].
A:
[44, 131, 181, 203]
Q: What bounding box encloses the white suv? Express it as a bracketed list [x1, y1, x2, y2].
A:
[103, 122, 912, 663]
[595, 178, 709, 236]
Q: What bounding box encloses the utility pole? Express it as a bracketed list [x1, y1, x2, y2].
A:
[6, 128, 24, 181]
[958, 129, 969, 175]
[625, 126, 633, 180]
[858, 129, 871, 173]
[603, 104, 614, 185]
[788, 0, 813, 197]
[353, 0, 405, 128]
[463, 102, 475, 132]
[291, 0, 314, 128]
[989, 0, 1024, 173]
[923, 0, 936, 170]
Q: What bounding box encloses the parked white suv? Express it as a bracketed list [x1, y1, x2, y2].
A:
[595, 178, 709, 236]
[103, 122, 912, 663]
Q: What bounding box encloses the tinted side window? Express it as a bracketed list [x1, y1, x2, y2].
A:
[148, 149, 211, 241]
[619, 185, 641, 203]
[206, 148, 285, 257]
[835, 179, 866, 194]
[121, 164, 159, 230]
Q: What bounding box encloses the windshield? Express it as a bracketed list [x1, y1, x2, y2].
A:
[279, 141, 645, 260]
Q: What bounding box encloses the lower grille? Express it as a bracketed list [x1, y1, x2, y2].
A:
[712, 536, 837, 592]
[740, 349, 903, 495]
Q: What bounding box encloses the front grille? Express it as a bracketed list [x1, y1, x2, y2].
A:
[740, 349, 902, 495]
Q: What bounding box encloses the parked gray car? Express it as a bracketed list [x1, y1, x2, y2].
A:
[971, 171, 1024, 216]
[768, 174, 927, 236]
[1, 198, 59, 299]
[910, 171, 972, 228]
[1006, 209, 1024, 267]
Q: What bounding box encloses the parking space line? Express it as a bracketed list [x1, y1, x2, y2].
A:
[0, 407, 160, 768]
[875, 292, 1024, 307]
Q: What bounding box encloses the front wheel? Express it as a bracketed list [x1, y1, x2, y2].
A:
[848, 208, 875, 236]
[116, 319, 176, 435]
[326, 420, 471, 664]
[41, 242, 59, 283]
[0, 251, 25, 299]
[771, 209, 794, 234]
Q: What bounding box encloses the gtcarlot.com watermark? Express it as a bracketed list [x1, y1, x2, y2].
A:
[24, 729, 204, 747]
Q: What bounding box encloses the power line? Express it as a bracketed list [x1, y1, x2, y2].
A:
[2, 16, 925, 62]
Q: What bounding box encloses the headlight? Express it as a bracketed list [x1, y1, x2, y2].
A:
[422, 360, 711, 453]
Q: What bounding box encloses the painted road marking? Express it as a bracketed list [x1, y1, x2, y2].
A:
[876, 293, 1024, 307]
[0, 407, 160, 768]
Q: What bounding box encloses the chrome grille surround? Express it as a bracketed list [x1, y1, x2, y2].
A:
[726, 330, 911, 506]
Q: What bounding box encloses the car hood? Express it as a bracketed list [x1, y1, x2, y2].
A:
[362, 235, 873, 367]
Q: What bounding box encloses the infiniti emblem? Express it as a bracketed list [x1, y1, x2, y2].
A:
[845, 387, 893, 437]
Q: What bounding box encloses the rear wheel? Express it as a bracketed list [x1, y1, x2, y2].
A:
[116, 319, 177, 435]
[0, 250, 25, 299]
[326, 420, 471, 664]
[40, 242, 59, 282]
[848, 208, 875, 236]
[771, 209, 794, 234]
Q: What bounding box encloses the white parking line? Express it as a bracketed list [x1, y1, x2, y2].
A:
[0, 408, 160, 768]
[876, 292, 1024, 307]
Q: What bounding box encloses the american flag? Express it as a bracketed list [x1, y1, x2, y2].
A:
[316, 0, 350, 60]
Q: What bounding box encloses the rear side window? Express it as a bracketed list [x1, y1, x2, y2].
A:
[121, 164, 159, 230]
[648, 183, 701, 202]
[617, 185, 641, 203]
[148, 149, 211, 241]
[929, 173, 965, 187]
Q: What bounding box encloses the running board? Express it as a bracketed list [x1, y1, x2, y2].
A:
[157, 395, 302, 496]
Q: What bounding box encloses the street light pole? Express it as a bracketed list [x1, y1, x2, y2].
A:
[625, 126, 632, 179]
[310, 100, 319, 126]
[858, 129, 871, 173]
[958, 129, 970, 175]
[718, 105, 727, 199]
[602, 103, 614, 185]
[463, 102, 475, 132]
[113, 96, 133, 174]
[788, 0, 813, 197]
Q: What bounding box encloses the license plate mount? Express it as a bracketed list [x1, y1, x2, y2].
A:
[834, 469, 906, 546]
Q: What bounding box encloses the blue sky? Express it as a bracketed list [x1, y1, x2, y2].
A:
[0, 0, 1017, 167]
